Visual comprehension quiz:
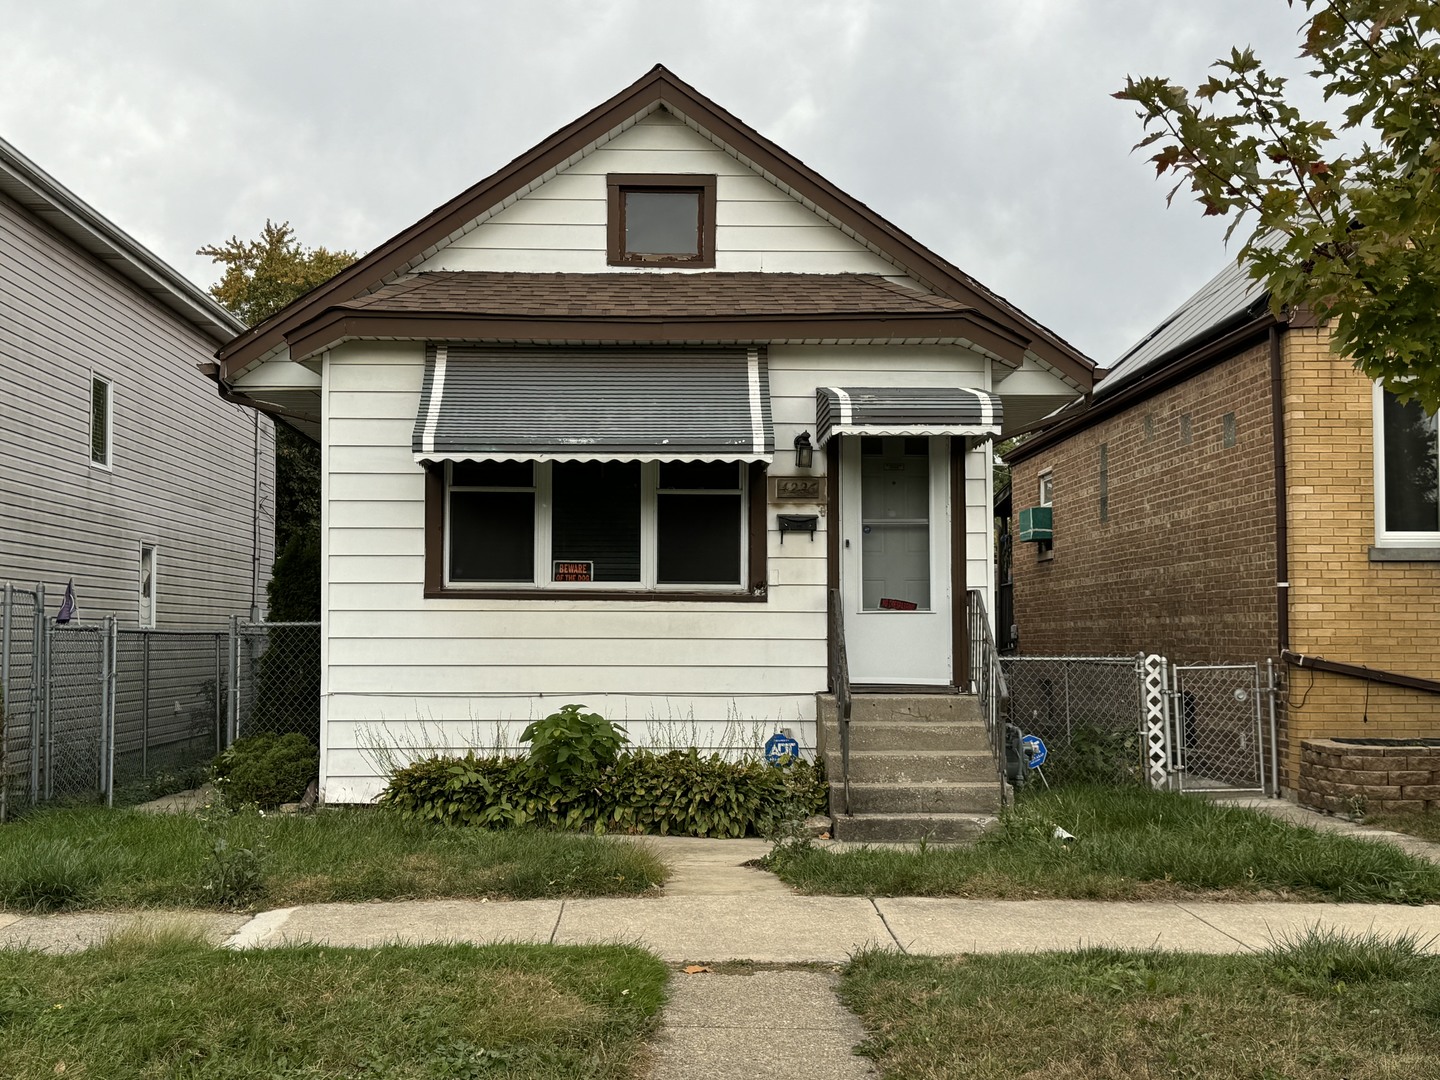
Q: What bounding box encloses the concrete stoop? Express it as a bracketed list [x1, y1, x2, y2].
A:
[817, 692, 1005, 843]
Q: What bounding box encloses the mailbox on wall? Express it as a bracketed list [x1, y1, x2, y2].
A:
[1017, 506, 1052, 543]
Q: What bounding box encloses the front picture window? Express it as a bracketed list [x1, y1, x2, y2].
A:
[446, 460, 746, 589]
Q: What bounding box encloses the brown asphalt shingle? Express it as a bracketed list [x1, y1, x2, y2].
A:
[343, 271, 973, 318]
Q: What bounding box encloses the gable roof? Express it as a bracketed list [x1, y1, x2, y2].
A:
[216, 65, 1094, 386]
[0, 135, 244, 346]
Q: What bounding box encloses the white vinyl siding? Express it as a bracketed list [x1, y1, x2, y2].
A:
[320, 339, 993, 801]
[413, 111, 908, 280]
[0, 192, 275, 626]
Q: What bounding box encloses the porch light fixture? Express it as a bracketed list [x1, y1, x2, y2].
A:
[793, 431, 814, 470]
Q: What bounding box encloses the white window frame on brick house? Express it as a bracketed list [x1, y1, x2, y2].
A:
[89, 372, 113, 469]
[1037, 469, 1054, 560]
[1372, 381, 1440, 550]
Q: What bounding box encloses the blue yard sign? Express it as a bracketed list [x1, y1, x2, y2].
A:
[1020, 734, 1048, 770]
[765, 732, 800, 764]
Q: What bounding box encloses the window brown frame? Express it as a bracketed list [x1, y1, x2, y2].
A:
[606, 173, 717, 268]
[424, 461, 767, 602]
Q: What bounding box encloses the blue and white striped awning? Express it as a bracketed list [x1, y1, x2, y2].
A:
[413, 345, 774, 463]
[815, 386, 1002, 444]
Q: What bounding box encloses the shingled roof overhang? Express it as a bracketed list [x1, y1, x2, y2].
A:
[215, 65, 1094, 386]
[1004, 310, 1280, 466]
[279, 271, 1031, 361]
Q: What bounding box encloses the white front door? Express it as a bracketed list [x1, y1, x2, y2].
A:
[839, 435, 953, 685]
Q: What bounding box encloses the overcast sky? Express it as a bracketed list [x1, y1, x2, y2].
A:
[2, 1, 1335, 364]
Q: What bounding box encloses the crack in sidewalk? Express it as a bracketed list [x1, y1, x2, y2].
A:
[1172, 902, 1256, 951]
[548, 900, 565, 945]
[870, 899, 907, 953]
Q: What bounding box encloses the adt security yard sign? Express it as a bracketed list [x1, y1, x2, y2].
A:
[1020, 734, 1048, 770]
[765, 732, 799, 764]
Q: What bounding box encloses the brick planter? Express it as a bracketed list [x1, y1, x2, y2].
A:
[1299, 738, 1440, 814]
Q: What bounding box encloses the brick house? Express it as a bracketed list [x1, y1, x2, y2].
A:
[1005, 258, 1440, 796]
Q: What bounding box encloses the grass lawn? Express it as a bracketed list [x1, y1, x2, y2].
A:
[0, 806, 668, 912]
[769, 785, 1440, 902]
[0, 926, 668, 1079]
[1367, 810, 1440, 845]
[842, 930, 1440, 1080]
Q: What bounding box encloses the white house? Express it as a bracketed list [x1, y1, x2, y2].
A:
[214, 66, 1094, 811]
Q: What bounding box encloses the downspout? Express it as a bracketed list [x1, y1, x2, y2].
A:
[1268, 325, 1289, 653]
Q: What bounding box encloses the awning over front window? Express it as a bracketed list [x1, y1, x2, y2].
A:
[815, 386, 1003, 444]
[413, 345, 774, 463]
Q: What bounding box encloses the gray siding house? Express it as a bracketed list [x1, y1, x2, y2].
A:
[0, 136, 275, 627]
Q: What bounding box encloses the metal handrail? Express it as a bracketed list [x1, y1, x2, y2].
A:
[827, 587, 852, 816]
[967, 590, 1012, 805]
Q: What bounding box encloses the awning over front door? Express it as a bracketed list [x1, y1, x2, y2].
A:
[815, 386, 1003, 444]
[413, 345, 774, 463]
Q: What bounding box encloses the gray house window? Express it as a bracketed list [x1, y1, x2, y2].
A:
[139, 544, 157, 627]
[90, 375, 112, 467]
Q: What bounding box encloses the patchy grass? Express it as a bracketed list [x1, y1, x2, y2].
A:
[1367, 810, 1440, 845]
[0, 927, 668, 1079]
[0, 806, 667, 912]
[769, 785, 1440, 902]
[841, 929, 1440, 1080]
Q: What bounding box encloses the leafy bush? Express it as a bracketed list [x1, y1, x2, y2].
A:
[213, 733, 317, 809]
[521, 704, 628, 787]
[379, 746, 827, 838]
[1044, 723, 1143, 787]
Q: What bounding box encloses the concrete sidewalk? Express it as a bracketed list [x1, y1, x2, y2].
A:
[4, 895, 1438, 962]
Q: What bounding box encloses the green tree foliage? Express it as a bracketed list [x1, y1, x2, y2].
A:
[1116, 1, 1440, 411]
[197, 219, 356, 327]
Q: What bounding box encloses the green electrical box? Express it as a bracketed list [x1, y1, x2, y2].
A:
[1018, 505, 1052, 542]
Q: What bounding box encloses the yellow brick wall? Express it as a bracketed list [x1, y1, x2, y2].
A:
[1281, 327, 1440, 782]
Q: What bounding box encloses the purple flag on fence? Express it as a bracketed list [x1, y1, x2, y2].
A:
[55, 579, 77, 623]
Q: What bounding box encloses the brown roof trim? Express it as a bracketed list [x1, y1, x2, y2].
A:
[1005, 313, 1278, 465]
[1283, 650, 1440, 697]
[284, 309, 1029, 363]
[217, 65, 1094, 385]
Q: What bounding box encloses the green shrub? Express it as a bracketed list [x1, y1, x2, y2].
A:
[379, 746, 828, 838]
[1044, 723, 1143, 787]
[213, 733, 317, 809]
[521, 704, 628, 787]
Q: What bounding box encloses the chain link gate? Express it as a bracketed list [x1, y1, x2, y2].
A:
[1169, 662, 1272, 793]
[230, 620, 322, 744]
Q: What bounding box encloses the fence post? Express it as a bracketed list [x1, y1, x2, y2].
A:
[1, 582, 10, 824]
[141, 632, 150, 778]
[228, 615, 240, 747]
[214, 633, 223, 756]
[100, 616, 114, 807]
[32, 584, 43, 804]
[1267, 658, 1280, 798]
[39, 583, 51, 802]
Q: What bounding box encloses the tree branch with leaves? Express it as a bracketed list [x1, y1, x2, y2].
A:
[1116, 0, 1440, 411]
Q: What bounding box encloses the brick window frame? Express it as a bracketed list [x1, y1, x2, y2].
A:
[606, 174, 717, 268]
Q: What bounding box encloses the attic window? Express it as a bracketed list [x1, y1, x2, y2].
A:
[607, 174, 716, 267]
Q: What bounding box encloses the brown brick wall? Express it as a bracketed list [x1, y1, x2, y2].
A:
[1280, 328, 1440, 777]
[1009, 338, 1278, 663]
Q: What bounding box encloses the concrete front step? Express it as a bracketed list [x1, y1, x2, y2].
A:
[836, 780, 1003, 815]
[820, 719, 991, 753]
[823, 749, 997, 785]
[830, 812, 995, 843]
[817, 693, 981, 726]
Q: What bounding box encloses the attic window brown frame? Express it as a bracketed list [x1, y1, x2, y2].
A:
[607, 174, 716, 267]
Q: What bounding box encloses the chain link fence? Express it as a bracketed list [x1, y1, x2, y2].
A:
[0, 584, 318, 818]
[1001, 656, 1146, 784]
[1170, 663, 1269, 792]
[231, 621, 321, 744]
